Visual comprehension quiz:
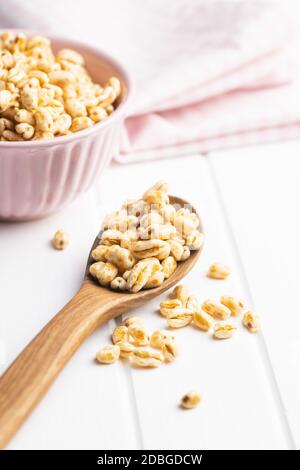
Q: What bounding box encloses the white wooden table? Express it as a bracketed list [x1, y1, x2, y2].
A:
[1, 141, 299, 450]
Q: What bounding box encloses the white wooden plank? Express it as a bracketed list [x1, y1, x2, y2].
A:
[0, 191, 139, 450]
[96, 155, 291, 449]
[0, 150, 295, 449]
[210, 141, 300, 449]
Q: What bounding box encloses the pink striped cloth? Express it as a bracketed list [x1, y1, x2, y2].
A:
[117, 2, 300, 162]
[1, 1, 300, 161]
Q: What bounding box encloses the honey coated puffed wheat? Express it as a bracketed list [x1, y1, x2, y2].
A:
[0, 32, 121, 141]
[89, 182, 203, 292]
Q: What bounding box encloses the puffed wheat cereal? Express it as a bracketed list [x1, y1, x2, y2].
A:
[128, 324, 149, 346]
[180, 246, 191, 261]
[96, 345, 120, 364]
[181, 392, 201, 409]
[172, 284, 189, 306]
[100, 230, 124, 246]
[145, 270, 165, 288]
[174, 209, 199, 237]
[160, 298, 182, 317]
[207, 262, 230, 280]
[186, 294, 199, 312]
[161, 256, 177, 279]
[143, 190, 169, 207]
[162, 340, 177, 363]
[130, 349, 163, 368]
[161, 204, 176, 224]
[92, 245, 109, 262]
[220, 296, 246, 316]
[131, 239, 170, 261]
[104, 245, 135, 273]
[2, 130, 23, 141]
[52, 229, 69, 250]
[213, 324, 236, 339]
[167, 239, 184, 261]
[185, 231, 204, 250]
[15, 122, 35, 140]
[193, 310, 213, 332]
[112, 326, 128, 344]
[150, 330, 174, 349]
[110, 276, 127, 291]
[117, 341, 135, 358]
[126, 258, 161, 293]
[70, 116, 93, 132]
[89, 182, 202, 293]
[139, 212, 164, 229]
[242, 311, 260, 333]
[202, 299, 231, 320]
[166, 308, 194, 328]
[0, 31, 121, 140]
[89, 261, 118, 286]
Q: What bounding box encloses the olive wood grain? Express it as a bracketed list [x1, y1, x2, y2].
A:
[0, 196, 203, 448]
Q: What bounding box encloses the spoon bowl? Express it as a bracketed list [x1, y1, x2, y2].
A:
[0, 196, 203, 448]
[85, 196, 203, 309]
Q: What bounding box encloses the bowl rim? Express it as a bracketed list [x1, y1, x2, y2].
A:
[0, 29, 133, 148]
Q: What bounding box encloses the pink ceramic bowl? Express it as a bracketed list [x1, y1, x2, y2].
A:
[0, 31, 132, 221]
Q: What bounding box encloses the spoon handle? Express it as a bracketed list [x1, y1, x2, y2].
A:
[0, 282, 118, 449]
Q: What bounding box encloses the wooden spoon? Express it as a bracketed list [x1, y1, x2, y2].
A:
[0, 196, 203, 448]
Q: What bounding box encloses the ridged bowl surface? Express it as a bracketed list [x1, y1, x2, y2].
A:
[0, 31, 132, 221]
